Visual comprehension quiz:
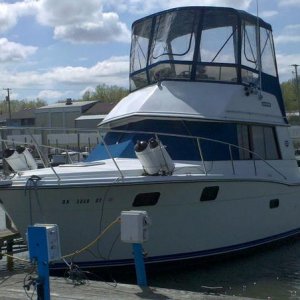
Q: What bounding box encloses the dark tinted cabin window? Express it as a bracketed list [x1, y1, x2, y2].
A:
[133, 192, 160, 207]
[251, 126, 280, 160]
[269, 199, 279, 209]
[237, 124, 280, 160]
[200, 186, 219, 201]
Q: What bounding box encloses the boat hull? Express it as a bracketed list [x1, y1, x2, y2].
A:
[1, 178, 300, 269]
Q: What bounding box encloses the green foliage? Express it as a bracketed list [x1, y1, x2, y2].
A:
[82, 83, 129, 103]
[0, 98, 46, 114]
[281, 77, 300, 112]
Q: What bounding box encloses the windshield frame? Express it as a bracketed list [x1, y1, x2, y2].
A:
[129, 6, 275, 92]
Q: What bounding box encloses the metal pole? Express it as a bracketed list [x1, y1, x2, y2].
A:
[196, 138, 207, 175]
[27, 224, 61, 300]
[291, 64, 300, 118]
[27, 226, 51, 300]
[132, 243, 147, 287]
[3, 88, 12, 121]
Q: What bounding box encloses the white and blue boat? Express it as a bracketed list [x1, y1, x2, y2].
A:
[1, 6, 299, 269]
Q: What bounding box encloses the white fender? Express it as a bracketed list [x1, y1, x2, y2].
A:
[135, 138, 174, 175]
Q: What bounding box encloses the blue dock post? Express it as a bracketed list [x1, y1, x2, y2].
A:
[27, 224, 61, 300]
[132, 243, 147, 286]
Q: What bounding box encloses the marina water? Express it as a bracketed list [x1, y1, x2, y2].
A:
[150, 239, 300, 300]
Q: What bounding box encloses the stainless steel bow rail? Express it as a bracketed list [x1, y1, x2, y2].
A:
[0, 126, 287, 181]
[100, 128, 287, 180]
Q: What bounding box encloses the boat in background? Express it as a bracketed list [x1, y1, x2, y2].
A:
[50, 151, 89, 166]
[1, 6, 300, 269]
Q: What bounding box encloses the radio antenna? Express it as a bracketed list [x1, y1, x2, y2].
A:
[256, 0, 263, 99]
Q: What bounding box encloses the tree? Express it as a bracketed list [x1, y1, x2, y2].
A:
[281, 78, 299, 112]
[82, 90, 92, 101]
[82, 84, 129, 103]
[0, 98, 47, 115]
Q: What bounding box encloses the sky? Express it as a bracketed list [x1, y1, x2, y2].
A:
[0, 0, 299, 103]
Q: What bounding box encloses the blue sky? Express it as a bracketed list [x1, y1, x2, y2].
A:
[0, 0, 299, 103]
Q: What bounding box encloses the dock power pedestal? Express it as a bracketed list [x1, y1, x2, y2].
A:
[121, 211, 151, 287]
[27, 224, 61, 300]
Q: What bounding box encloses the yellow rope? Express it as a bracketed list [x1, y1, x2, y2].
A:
[0, 217, 120, 264]
[62, 216, 120, 259]
[2, 253, 30, 263]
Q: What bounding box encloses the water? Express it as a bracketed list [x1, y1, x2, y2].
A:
[147, 239, 300, 300]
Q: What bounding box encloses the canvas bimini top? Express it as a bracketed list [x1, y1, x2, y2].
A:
[129, 6, 285, 117]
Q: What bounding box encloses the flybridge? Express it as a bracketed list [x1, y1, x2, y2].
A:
[129, 6, 285, 118]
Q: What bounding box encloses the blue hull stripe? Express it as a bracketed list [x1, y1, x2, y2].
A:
[51, 227, 300, 269]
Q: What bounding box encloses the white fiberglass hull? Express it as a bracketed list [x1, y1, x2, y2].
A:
[1, 172, 300, 269]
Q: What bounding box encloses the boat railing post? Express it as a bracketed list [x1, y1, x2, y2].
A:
[154, 133, 172, 174]
[99, 133, 124, 179]
[229, 145, 235, 175]
[196, 138, 207, 175]
[0, 128, 7, 159]
[77, 132, 80, 162]
[65, 150, 73, 164]
[27, 129, 47, 168]
[253, 156, 257, 176]
[231, 142, 286, 180]
[28, 129, 61, 182]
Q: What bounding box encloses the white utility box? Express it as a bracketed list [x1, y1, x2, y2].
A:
[28, 224, 61, 262]
[45, 224, 61, 261]
[121, 211, 151, 243]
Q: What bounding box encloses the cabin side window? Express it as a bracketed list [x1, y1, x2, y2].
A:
[242, 21, 257, 71]
[260, 28, 277, 77]
[241, 21, 259, 85]
[237, 124, 280, 160]
[237, 124, 251, 159]
[241, 22, 277, 82]
[130, 18, 152, 90]
[131, 19, 152, 73]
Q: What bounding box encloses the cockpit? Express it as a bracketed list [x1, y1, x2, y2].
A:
[130, 7, 277, 92]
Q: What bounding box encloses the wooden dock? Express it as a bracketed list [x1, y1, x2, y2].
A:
[0, 271, 259, 300]
[0, 229, 21, 253]
[0, 229, 20, 242]
[0, 229, 25, 256]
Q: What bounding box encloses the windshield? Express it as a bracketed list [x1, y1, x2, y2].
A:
[130, 7, 276, 91]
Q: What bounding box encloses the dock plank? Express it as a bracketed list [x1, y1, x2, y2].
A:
[0, 229, 20, 240]
[0, 271, 259, 300]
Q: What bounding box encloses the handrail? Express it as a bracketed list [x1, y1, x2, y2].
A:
[98, 133, 124, 179]
[0, 136, 62, 182]
[0, 126, 288, 181]
[99, 128, 287, 180]
[196, 138, 207, 175]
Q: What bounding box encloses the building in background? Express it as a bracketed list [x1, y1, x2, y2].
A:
[35, 99, 96, 129]
[5, 108, 35, 127]
[75, 101, 116, 128]
[0, 99, 117, 154]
